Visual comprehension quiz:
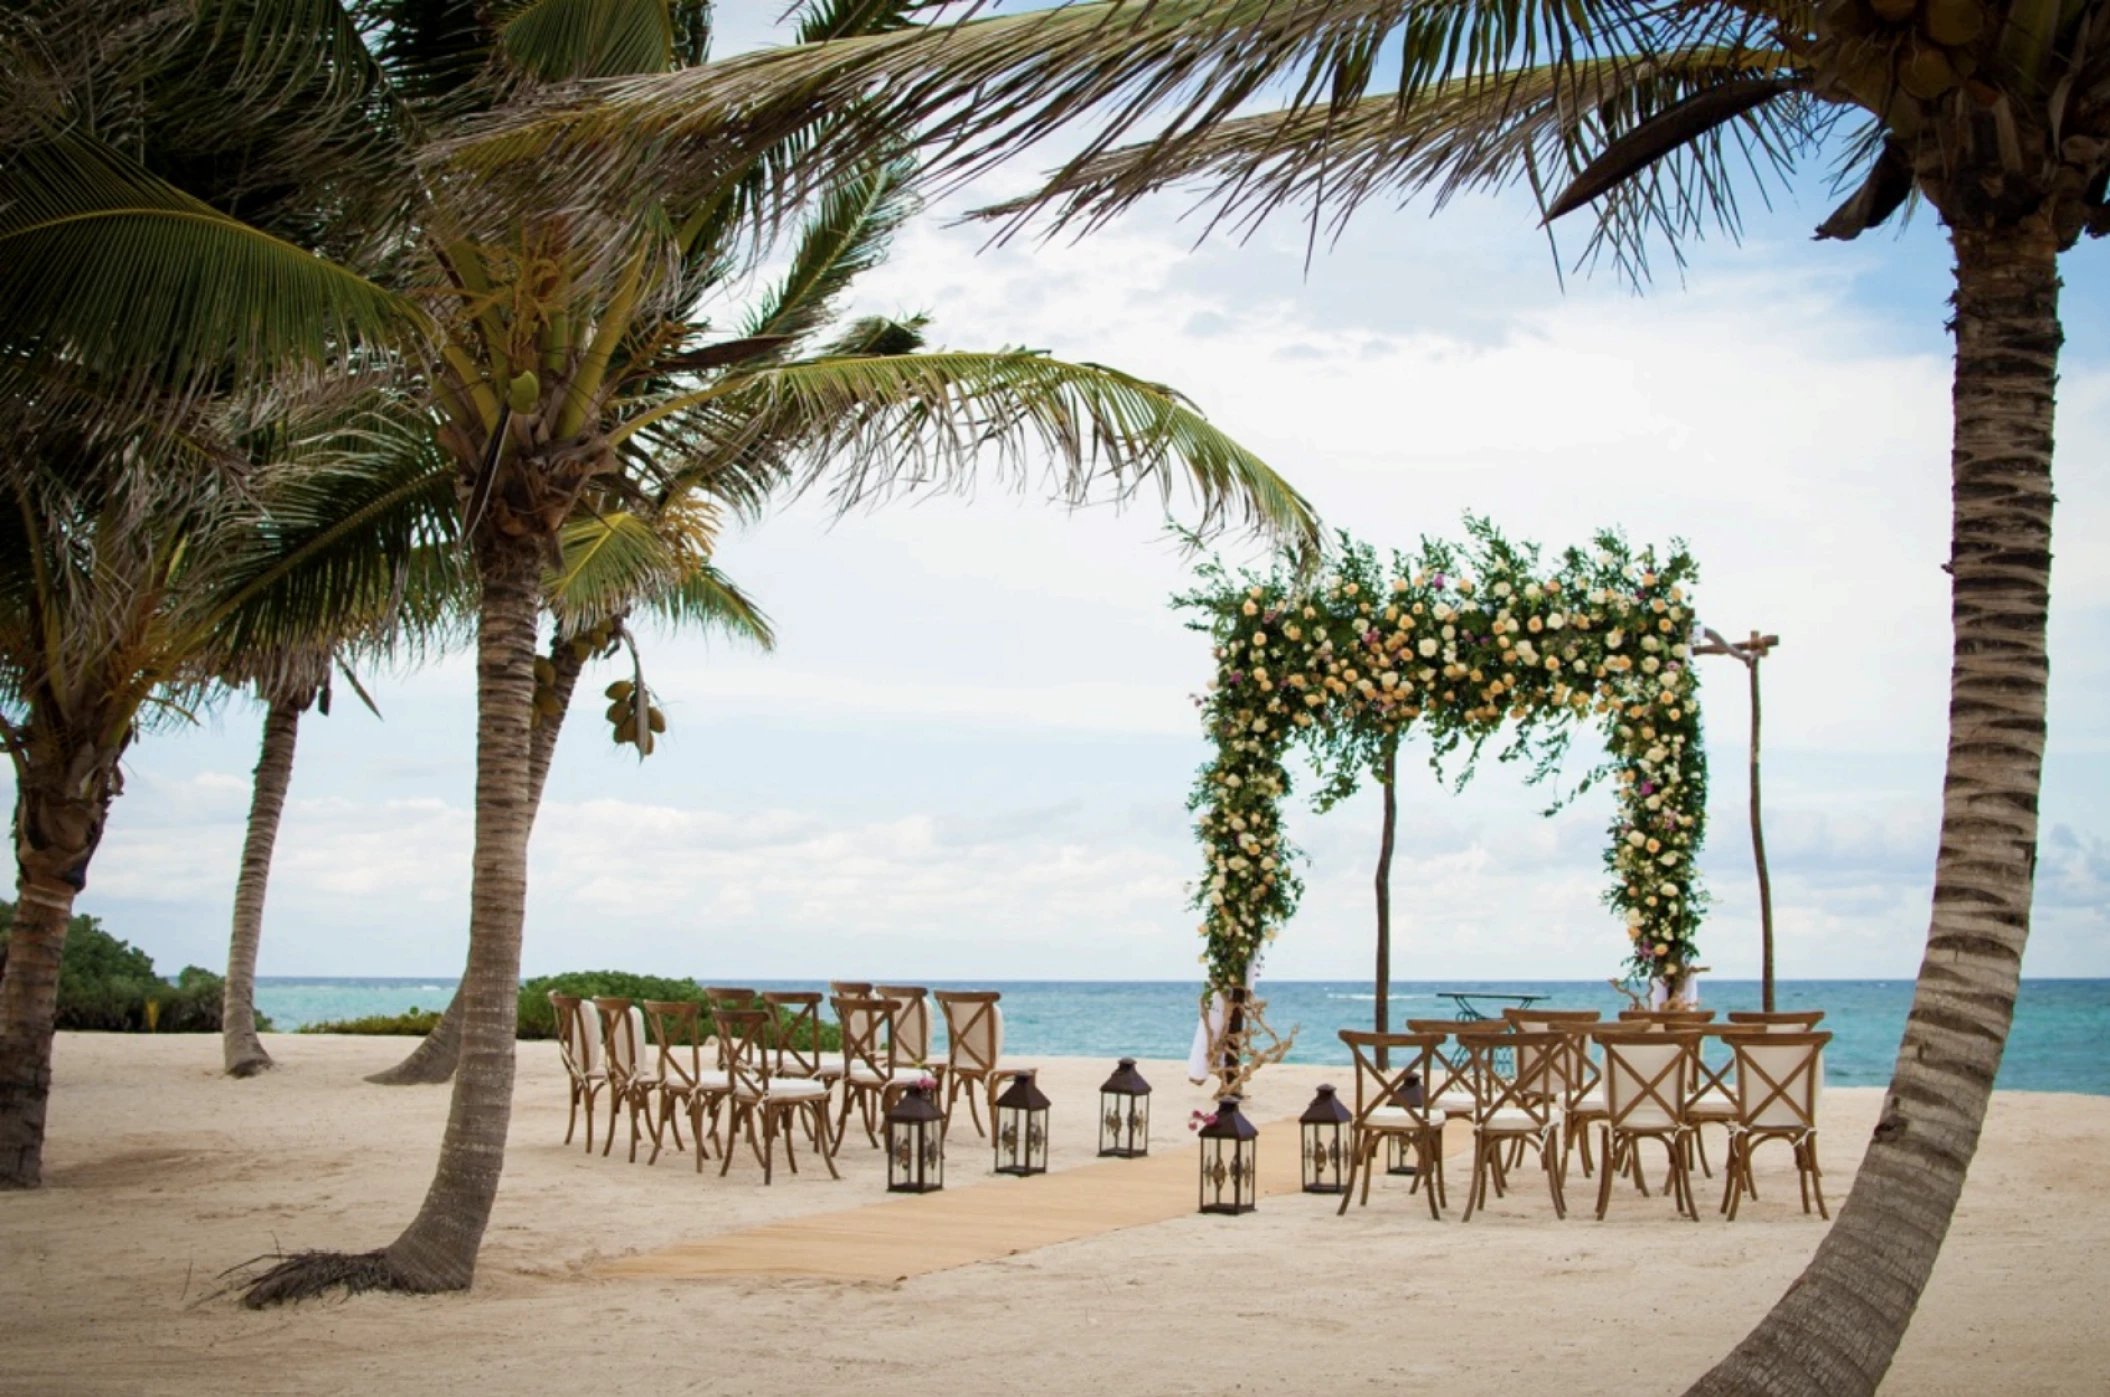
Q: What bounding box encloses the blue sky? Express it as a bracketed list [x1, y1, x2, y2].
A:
[22, 16, 2110, 986]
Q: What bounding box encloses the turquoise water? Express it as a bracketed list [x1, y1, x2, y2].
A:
[257, 976, 2108, 1095]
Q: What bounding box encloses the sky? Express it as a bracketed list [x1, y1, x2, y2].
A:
[24, 12, 2110, 986]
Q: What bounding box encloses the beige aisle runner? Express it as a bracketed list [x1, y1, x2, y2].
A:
[602, 1119, 1465, 1283]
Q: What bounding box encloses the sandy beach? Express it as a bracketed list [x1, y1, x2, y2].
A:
[2, 1031, 2104, 1396]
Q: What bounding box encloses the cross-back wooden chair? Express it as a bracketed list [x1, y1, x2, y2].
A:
[1531, 1020, 1608, 1178]
[1725, 1010, 1826, 1031]
[827, 980, 874, 1000]
[832, 994, 927, 1151]
[762, 992, 844, 1085]
[1403, 1018, 1505, 1119]
[1592, 1030, 1701, 1220]
[1618, 1009, 1716, 1027]
[1458, 1029, 1569, 1220]
[715, 1007, 837, 1184]
[1722, 1031, 1832, 1220]
[1336, 1030, 1449, 1219]
[548, 993, 605, 1152]
[641, 999, 730, 1165]
[874, 985, 937, 1067]
[934, 990, 1011, 1136]
[591, 997, 659, 1162]
[1683, 1026, 1774, 1180]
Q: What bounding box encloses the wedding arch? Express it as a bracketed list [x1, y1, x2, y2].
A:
[1181, 522, 1710, 1083]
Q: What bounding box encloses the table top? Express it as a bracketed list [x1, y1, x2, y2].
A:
[1439, 992, 1549, 1020]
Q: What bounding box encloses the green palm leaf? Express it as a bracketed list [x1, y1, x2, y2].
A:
[497, 0, 679, 81]
[739, 157, 919, 352]
[0, 129, 428, 397]
[621, 350, 1319, 551]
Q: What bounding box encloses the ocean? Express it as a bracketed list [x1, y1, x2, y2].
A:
[255, 976, 2110, 1096]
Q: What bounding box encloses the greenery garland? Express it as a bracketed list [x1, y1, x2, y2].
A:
[1180, 521, 1709, 994]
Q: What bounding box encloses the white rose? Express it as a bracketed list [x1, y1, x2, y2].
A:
[1418, 638, 1439, 657]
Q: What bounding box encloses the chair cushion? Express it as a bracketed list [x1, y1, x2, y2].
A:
[738, 1077, 830, 1102]
[1365, 1105, 1434, 1130]
[847, 1066, 928, 1087]
[1480, 1107, 1556, 1134]
[1433, 1091, 1478, 1116]
[1568, 1092, 1606, 1115]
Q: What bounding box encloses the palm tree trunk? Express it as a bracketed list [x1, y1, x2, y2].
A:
[1686, 219, 2059, 1395]
[242, 532, 544, 1299]
[0, 727, 124, 1188]
[1373, 737, 1398, 1066]
[222, 689, 313, 1078]
[364, 634, 582, 1087]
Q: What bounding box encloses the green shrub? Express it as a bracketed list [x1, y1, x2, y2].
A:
[516, 973, 838, 1050]
[298, 1008, 446, 1036]
[0, 901, 266, 1033]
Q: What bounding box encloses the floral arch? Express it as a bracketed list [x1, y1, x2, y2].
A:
[1183, 523, 1711, 1031]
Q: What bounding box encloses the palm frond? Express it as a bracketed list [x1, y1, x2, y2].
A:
[738, 156, 919, 353]
[0, 129, 429, 400]
[621, 350, 1320, 550]
[642, 559, 776, 648]
[497, 0, 676, 80]
[976, 47, 1813, 281]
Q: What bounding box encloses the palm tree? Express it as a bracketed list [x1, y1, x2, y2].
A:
[466, 4, 2099, 1388]
[0, 0, 428, 1186]
[226, 2, 1317, 1302]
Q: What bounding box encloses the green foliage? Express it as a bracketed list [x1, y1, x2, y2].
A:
[516, 971, 840, 1049]
[297, 1008, 446, 1035]
[0, 901, 264, 1033]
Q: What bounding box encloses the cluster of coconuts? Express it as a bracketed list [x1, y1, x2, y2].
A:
[528, 619, 617, 731]
[602, 678, 666, 754]
[1824, 0, 1988, 103]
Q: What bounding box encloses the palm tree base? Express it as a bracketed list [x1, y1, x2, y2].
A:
[365, 997, 463, 1085]
[224, 1050, 274, 1079]
[238, 1248, 454, 1307]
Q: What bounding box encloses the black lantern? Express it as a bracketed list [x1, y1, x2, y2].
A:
[993, 1071, 1051, 1176]
[1299, 1084, 1353, 1194]
[885, 1083, 945, 1193]
[1098, 1058, 1152, 1158]
[1196, 1098, 1259, 1214]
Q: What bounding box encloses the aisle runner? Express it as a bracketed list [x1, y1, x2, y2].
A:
[602, 1118, 1467, 1283]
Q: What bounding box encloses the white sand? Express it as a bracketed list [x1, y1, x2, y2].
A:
[2, 1031, 2104, 1395]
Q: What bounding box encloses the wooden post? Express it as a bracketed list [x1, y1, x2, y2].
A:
[1373, 737, 1398, 1067]
[1696, 627, 1781, 1011]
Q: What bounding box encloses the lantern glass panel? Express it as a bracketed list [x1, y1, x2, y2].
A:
[1098, 1057, 1152, 1158]
[993, 1071, 1051, 1176]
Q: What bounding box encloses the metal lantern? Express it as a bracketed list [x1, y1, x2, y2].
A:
[993, 1070, 1052, 1176]
[1299, 1084, 1353, 1194]
[1098, 1057, 1153, 1158]
[1196, 1097, 1260, 1215]
[885, 1083, 946, 1193]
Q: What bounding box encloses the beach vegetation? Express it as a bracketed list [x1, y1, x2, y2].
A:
[0, 902, 262, 1035]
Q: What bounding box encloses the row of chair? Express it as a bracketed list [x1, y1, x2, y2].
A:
[547, 985, 1025, 1184]
[1334, 1007, 1829, 1223]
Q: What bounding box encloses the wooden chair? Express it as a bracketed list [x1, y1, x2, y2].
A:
[641, 999, 730, 1165]
[1593, 1030, 1701, 1220]
[716, 1008, 837, 1184]
[827, 980, 874, 1000]
[1503, 1008, 1602, 1028]
[1618, 1009, 1716, 1026]
[1336, 1031, 1449, 1219]
[934, 990, 1014, 1136]
[1404, 1018, 1506, 1119]
[763, 991, 844, 1086]
[874, 984, 937, 1067]
[1537, 1020, 1608, 1177]
[832, 995, 927, 1150]
[1683, 1026, 1773, 1179]
[1458, 1029, 1569, 1220]
[1721, 1031, 1832, 1220]
[591, 997, 659, 1162]
[548, 993, 605, 1152]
